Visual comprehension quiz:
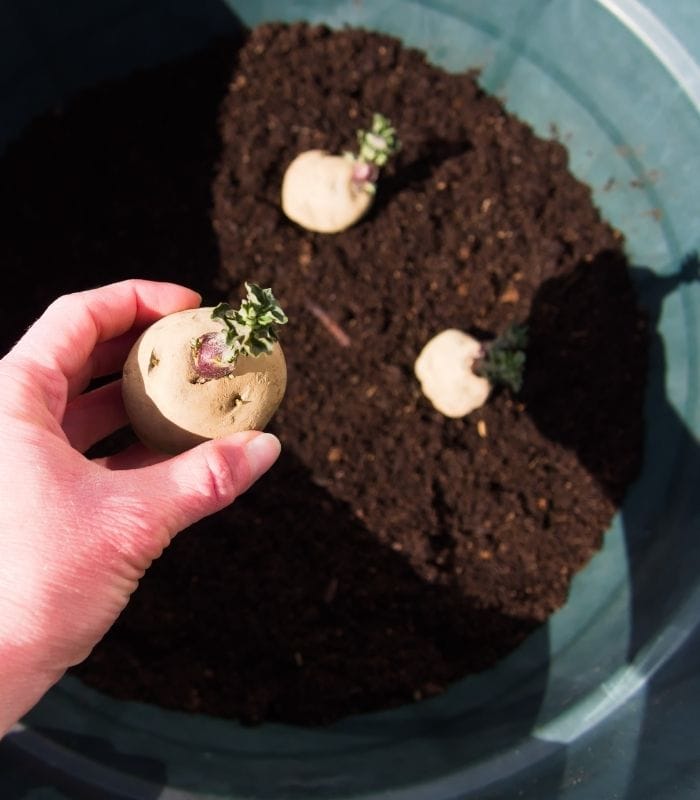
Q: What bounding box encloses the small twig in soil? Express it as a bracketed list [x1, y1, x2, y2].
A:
[305, 302, 351, 347]
[323, 577, 339, 604]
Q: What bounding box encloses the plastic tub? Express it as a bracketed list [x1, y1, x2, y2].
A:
[2, 1, 699, 797]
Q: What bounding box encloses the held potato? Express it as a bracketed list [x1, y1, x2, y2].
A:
[122, 284, 288, 454]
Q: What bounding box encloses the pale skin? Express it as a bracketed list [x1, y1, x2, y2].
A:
[414, 329, 491, 417]
[0, 279, 281, 736]
[281, 150, 373, 233]
[281, 113, 399, 234]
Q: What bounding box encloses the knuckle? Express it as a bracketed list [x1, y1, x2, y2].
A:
[198, 445, 248, 507]
[46, 293, 75, 314]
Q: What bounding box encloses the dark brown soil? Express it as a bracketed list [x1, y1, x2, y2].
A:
[0, 23, 647, 726]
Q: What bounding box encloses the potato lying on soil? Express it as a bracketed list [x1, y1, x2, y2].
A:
[414, 325, 527, 418]
[281, 113, 399, 233]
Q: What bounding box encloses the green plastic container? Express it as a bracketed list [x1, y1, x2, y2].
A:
[2, 1, 699, 797]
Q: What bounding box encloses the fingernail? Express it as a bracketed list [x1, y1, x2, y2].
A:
[244, 433, 281, 482]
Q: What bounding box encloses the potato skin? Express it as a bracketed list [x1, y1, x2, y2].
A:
[122, 307, 286, 454]
[414, 329, 490, 418]
[281, 150, 373, 233]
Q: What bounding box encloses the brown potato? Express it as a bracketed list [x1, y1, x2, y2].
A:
[122, 307, 286, 454]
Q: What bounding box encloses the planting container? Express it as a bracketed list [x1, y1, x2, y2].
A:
[1, 1, 699, 797]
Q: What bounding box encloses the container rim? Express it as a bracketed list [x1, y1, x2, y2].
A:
[595, 0, 700, 112]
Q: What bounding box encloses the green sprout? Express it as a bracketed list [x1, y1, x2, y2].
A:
[212, 282, 288, 361]
[190, 283, 288, 383]
[348, 113, 401, 194]
[357, 113, 400, 167]
[474, 324, 528, 393]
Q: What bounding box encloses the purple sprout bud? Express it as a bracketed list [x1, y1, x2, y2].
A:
[351, 161, 380, 187]
[191, 331, 237, 382]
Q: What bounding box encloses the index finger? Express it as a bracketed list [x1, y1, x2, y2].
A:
[12, 279, 202, 404]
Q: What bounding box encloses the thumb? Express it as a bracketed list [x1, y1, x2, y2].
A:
[107, 432, 281, 560]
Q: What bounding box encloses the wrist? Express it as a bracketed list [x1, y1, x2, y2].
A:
[0, 641, 64, 737]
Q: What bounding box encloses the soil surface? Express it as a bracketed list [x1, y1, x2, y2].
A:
[0, 23, 648, 726]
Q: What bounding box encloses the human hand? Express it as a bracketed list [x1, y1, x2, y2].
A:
[0, 280, 281, 734]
